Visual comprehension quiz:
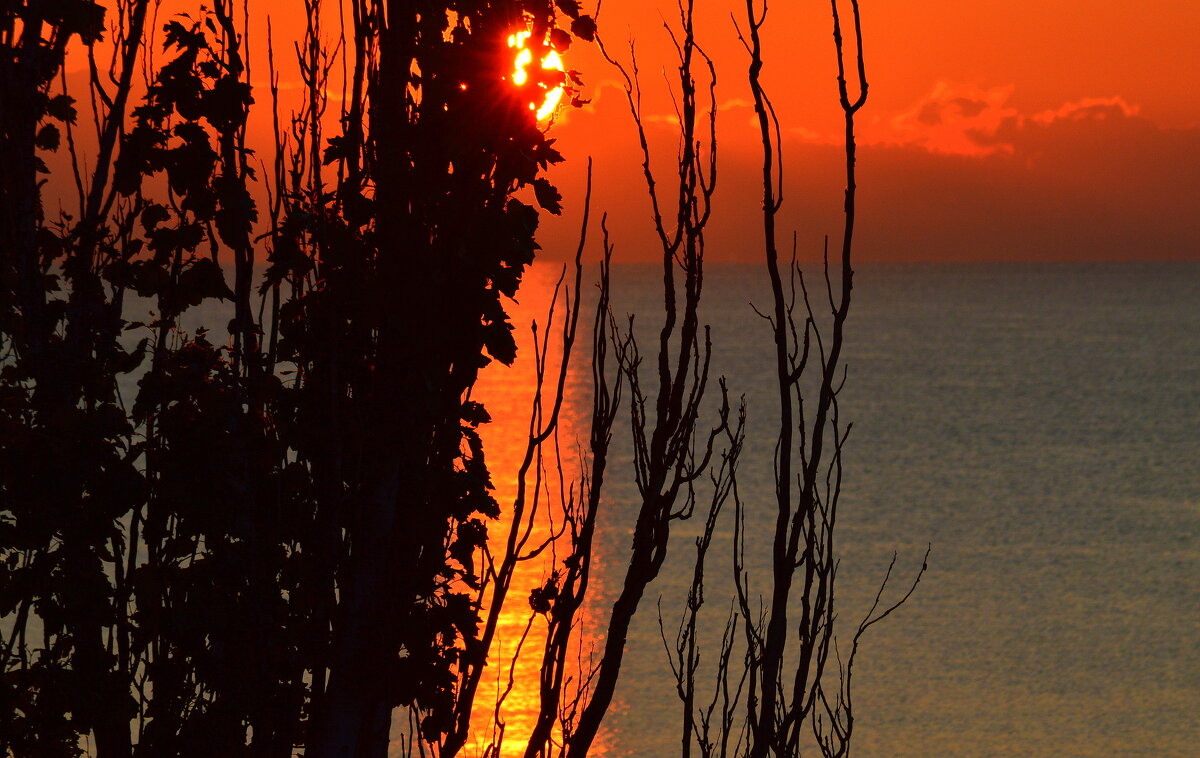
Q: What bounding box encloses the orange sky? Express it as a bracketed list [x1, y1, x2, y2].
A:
[57, 0, 1200, 263]
[529, 0, 1200, 262]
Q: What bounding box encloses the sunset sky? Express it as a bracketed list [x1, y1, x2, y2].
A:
[58, 0, 1200, 264]
[531, 0, 1200, 262]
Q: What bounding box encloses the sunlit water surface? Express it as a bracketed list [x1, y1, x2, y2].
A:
[157, 261, 1198, 757]
[472, 261, 1199, 758]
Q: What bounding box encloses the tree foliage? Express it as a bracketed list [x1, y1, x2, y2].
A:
[2, 0, 595, 755]
[1, 1, 920, 757]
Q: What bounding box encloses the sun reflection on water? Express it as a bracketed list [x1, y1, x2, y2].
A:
[469, 263, 607, 758]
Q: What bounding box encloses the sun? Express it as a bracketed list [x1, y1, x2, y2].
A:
[505, 29, 565, 121]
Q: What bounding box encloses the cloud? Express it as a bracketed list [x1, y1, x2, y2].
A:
[850, 94, 1200, 261]
[537, 77, 1200, 264]
[697, 84, 1200, 262]
[1030, 96, 1139, 124]
[877, 81, 1019, 156]
[787, 125, 822, 142]
[873, 83, 1167, 166]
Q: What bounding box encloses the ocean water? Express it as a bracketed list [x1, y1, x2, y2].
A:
[477, 261, 1200, 758]
[111, 260, 1200, 756]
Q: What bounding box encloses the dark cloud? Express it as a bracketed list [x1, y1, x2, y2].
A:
[855, 102, 1200, 261]
[538, 82, 1199, 263]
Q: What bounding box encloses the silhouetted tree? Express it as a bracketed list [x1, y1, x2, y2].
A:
[2, 0, 594, 756]
[2, 1, 922, 758]
[650, 3, 928, 757]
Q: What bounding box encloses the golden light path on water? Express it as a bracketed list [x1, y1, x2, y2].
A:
[467, 264, 609, 758]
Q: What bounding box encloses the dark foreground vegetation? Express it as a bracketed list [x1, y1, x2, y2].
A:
[0, 0, 921, 756]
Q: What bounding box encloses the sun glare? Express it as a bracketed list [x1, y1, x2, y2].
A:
[505, 29, 565, 121]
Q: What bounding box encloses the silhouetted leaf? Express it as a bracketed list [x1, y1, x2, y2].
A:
[556, 0, 582, 19]
[550, 28, 572, 51]
[505, 198, 539, 236]
[482, 320, 517, 366]
[54, 0, 107, 44]
[45, 95, 77, 124]
[162, 19, 204, 53]
[203, 75, 252, 132]
[570, 15, 596, 41]
[164, 122, 216, 197]
[140, 203, 171, 232]
[114, 123, 168, 196]
[35, 124, 61, 151]
[177, 258, 234, 307]
[529, 574, 559, 614]
[213, 174, 257, 248]
[323, 135, 349, 165]
[119, 259, 169, 297]
[109, 337, 149, 375]
[531, 137, 565, 169]
[533, 178, 563, 214]
[460, 401, 491, 426]
[148, 221, 204, 260]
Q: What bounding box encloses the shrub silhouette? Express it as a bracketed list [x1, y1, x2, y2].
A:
[1, 1, 920, 757]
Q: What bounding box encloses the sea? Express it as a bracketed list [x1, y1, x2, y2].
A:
[471, 260, 1200, 758]
[122, 260, 1200, 757]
